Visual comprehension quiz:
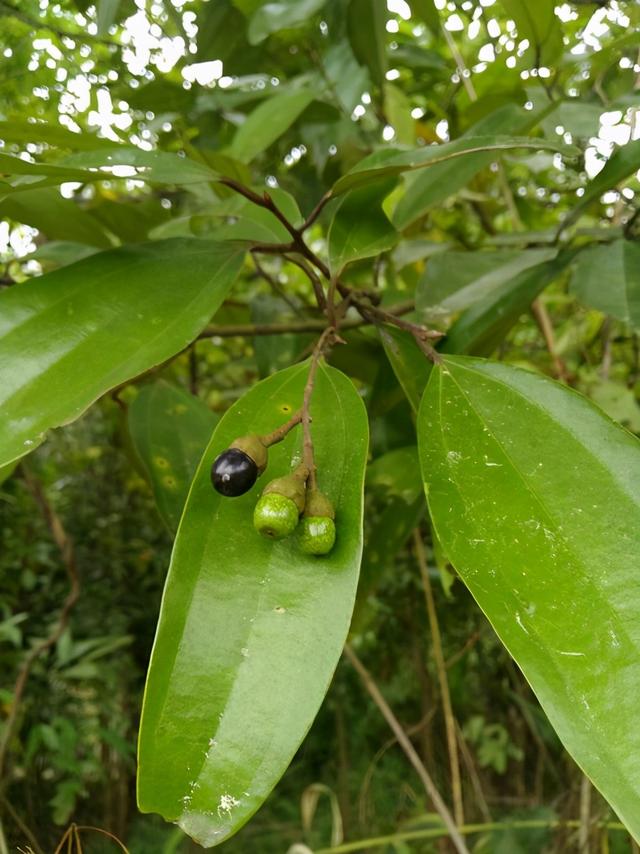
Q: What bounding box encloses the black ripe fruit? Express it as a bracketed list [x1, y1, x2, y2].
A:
[211, 448, 258, 497]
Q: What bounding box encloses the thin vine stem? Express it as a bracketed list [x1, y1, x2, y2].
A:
[315, 818, 628, 854]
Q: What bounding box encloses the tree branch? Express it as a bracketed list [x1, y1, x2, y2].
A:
[414, 530, 464, 827]
[198, 300, 416, 339]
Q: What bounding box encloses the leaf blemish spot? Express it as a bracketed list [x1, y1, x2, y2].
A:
[274, 606, 286, 614]
[217, 793, 240, 818]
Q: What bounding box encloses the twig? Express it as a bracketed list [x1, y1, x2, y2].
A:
[445, 631, 482, 670]
[531, 299, 569, 381]
[358, 710, 436, 829]
[302, 328, 340, 490]
[220, 174, 444, 358]
[579, 775, 592, 853]
[198, 301, 415, 339]
[344, 645, 471, 854]
[0, 795, 44, 854]
[353, 300, 444, 363]
[0, 468, 80, 783]
[259, 410, 303, 447]
[218, 177, 301, 243]
[455, 723, 492, 823]
[314, 819, 628, 854]
[251, 253, 302, 313]
[300, 190, 333, 232]
[600, 317, 613, 380]
[414, 530, 464, 827]
[283, 254, 327, 312]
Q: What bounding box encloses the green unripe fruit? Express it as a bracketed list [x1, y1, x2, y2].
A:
[254, 493, 299, 540]
[300, 515, 336, 555]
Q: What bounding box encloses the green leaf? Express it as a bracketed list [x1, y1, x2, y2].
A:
[229, 90, 314, 163]
[570, 240, 640, 330]
[22, 241, 99, 270]
[206, 188, 303, 244]
[579, 139, 640, 210]
[409, 0, 441, 36]
[327, 179, 398, 275]
[0, 239, 245, 468]
[128, 381, 218, 532]
[417, 248, 558, 322]
[443, 251, 573, 356]
[0, 120, 121, 151]
[61, 149, 219, 185]
[366, 445, 423, 505]
[392, 106, 550, 229]
[0, 149, 218, 195]
[347, 0, 387, 88]
[247, 0, 327, 44]
[498, 0, 563, 66]
[418, 356, 640, 842]
[0, 187, 113, 248]
[333, 133, 578, 196]
[97, 0, 121, 35]
[384, 83, 414, 146]
[379, 325, 432, 413]
[137, 361, 368, 846]
[323, 41, 370, 114]
[196, 0, 246, 63]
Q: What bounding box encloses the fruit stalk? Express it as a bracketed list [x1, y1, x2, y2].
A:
[302, 327, 338, 490]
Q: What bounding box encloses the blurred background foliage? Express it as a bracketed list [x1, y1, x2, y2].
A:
[1, 0, 640, 851]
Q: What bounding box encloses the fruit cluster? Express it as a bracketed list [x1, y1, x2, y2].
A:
[211, 433, 336, 555]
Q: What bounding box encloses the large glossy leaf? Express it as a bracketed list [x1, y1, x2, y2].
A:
[128, 382, 218, 532]
[229, 90, 315, 163]
[418, 356, 640, 841]
[333, 133, 577, 196]
[137, 361, 368, 846]
[327, 179, 398, 275]
[570, 239, 640, 330]
[0, 239, 245, 468]
[417, 248, 558, 323]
